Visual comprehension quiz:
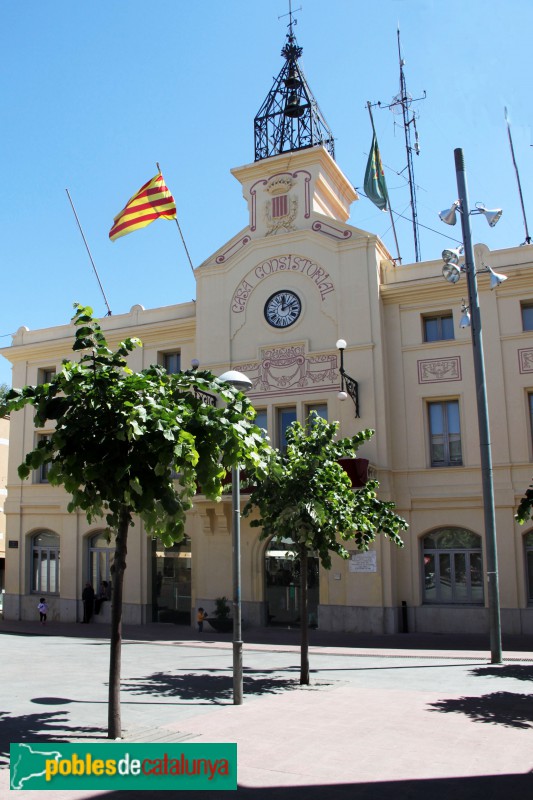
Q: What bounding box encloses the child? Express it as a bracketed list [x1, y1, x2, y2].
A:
[37, 597, 48, 625]
[197, 607, 208, 633]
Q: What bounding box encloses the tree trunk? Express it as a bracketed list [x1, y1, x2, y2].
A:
[108, 506, 130, 738]
[299, 543, 310, 685]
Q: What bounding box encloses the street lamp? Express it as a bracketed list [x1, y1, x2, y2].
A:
[336, 339, 360, 417]
[218, 368, 253, 705]
[439, 148, 505, 664]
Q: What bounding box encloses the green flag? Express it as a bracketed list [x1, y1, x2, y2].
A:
[364, 131, 389, 212]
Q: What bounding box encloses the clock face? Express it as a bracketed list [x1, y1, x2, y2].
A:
[264, 290, 302, 328]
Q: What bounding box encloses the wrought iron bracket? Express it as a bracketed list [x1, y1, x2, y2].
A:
[337, 342, 360, 418]
[340, 369, 360, 418]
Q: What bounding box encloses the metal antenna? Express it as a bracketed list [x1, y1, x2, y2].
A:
[374, 27, 426, 262]
[505, 107, 531, 245]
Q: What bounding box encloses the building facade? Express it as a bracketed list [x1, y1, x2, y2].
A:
[0, 416, 8, 606]
[2, 28, 533, 636]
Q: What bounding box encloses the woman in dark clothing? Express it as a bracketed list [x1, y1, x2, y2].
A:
[82, 582, 95, 623]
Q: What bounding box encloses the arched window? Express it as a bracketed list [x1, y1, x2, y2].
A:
[32, 531, 60, 594]
[422, 527, 483, 604]
[525, 532, 533, 604]
[89, 532, 114, 590]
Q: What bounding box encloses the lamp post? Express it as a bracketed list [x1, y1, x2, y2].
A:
[440, 148, 503, 664]
[336, 339, 360, 418]
[218, 369, 253, 704]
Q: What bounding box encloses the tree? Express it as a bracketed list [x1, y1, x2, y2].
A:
[243, 414, 407, 685]
[4, 304, 270, 737]
[0, 383, 10, 414]
[515, 482, 533, 525]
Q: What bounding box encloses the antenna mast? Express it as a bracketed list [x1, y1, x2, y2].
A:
[380, 28, 426, 262]
[505, 108, 531, 245]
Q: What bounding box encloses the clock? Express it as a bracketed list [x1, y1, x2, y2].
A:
[264, 290, 302, 328]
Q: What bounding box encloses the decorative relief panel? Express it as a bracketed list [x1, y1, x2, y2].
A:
[236, 343, 339, 399]
[518, 348, 533, 374]
[249, 170, 311, 232]
[417, 357, 462, 384]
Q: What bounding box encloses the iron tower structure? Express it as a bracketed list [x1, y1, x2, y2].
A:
[254, 21, 335, 162]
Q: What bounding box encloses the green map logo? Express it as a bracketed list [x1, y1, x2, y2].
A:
[10, 743, 237, 790]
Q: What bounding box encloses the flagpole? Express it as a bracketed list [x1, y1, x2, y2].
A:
[156, 162, 196, 277]
[366, 102, 402, 265]
[65, 189, 113, 316]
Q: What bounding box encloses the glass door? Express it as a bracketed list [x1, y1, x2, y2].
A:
[265, 538, 319, 627]
[152, 536, 191, 624]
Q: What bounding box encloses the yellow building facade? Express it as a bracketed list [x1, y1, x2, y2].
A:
[2, 141, 533, 636]
[0, 415, 8, 605]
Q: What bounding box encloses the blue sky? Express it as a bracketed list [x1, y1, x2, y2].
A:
[1, 0, 531, 386]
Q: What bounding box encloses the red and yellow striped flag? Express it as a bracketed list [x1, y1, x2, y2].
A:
[109, 172, 177, 241]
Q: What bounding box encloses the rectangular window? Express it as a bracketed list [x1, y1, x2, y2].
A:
[162, 352, 181, 374]
[277, 407, 297, 451]
[254, 409, 268, 438]
[522, 303, 533, 331]
[36, 434, 51, 483]
[529, 394, 533, 456]
[428, 400, 462, 466]
[520, 301, 533, 331]
[423, 313, 454, 342]
[306, 403, 328, 428]
[39, 368, 56, 384]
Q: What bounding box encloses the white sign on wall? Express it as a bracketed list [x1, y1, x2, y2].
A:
[349, 551, 377, 573]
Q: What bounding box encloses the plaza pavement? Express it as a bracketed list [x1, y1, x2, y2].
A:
[1, 618, 532, 799]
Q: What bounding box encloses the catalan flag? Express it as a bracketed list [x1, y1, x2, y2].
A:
[109, 172, 177, 241]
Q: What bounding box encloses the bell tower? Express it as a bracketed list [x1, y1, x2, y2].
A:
[253, 11, 335, 162]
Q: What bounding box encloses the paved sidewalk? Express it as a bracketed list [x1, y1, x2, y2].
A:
[1, 620, 532, 799]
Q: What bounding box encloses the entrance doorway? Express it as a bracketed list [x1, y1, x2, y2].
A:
[151, 536, 191, 624]
[265, 538, 319, 627]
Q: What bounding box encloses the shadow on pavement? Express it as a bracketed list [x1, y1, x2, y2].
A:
[0, 710, 107, 768]
[470, 664, 533, 682]
[428, 691, 533, 729]
[73, 771, 533, 800]
[121, 668, 302, 703]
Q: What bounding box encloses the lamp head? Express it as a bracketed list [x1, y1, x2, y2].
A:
[460, 309, 471, 328]
[190, 358, 200, 370]
[488, 266, 508, 289]
[218, 369, 253, 391]
[475, 203, 503, 228]
[442, 263, 462, 284]
[442, 247, 463, 266]
[336, 338, 347, 350]
[338, 391, 348, 401]
[439, 201, 460, 226]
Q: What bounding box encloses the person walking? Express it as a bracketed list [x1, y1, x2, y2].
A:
[82, 582, 95, 623]
[37, 598, 48, 625]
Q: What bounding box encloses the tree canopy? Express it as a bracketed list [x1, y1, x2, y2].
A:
[244, 414, 406, 565]
[243, 414, 407, 684]
[5, 303, 271, 544]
